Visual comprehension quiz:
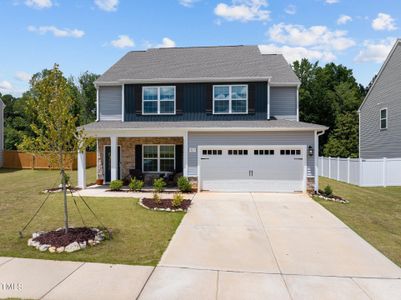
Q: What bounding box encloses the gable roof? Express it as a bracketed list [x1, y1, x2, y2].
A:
[359, 39, 401, 111]
[95, 45, 300, 85]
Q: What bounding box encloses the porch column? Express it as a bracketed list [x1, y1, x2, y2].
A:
[77, 148, 86, 189]
[110, 136, 118, 181]
[183, 131, 188, 177]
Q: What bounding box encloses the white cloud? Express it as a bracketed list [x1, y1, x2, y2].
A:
[25, 0, 52, 9]
[268, 23, 355, 51]
[0, 80, 13, 92]
[15, 71, 32, 82]
[179, 0, 199, 7]
[337, 15, 352, 25]
[111, 35, 135, 48]
[355, 38, 396, 63]
[284, 4, 296, 15]
[371, 13, 397, 31]
[157, 37, 176, 48]
[259, 44, 335, 63]
[325, 0, 339, 4]
[94, 0, 119, 12]
[28, 25, 85, 38]
[214, 0, 270, 22]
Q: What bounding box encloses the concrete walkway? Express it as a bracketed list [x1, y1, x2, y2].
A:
[1, 193, 401, 299]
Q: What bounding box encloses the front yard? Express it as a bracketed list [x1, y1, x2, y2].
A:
[316, 177, 401, 267]
[0, 168, 184, 266]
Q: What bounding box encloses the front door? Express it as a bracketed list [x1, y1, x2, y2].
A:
[105, 145, 121, 183]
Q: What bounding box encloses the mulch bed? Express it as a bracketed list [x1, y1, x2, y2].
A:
[33, 227, 97, 248]
[43, 186, 81, 193]
[141, 198, 192, 211]
[315, 191, 349, 204]
[106, 189, 193, 194]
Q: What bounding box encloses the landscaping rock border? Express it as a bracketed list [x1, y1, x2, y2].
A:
[314, 193, 350, 204]
[138, 198, 191, 212]
[27, 227, 106, 253]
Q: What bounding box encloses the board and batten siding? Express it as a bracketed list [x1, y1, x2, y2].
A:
[270, 87, 297, 121]
[98, 86, 122, 121]
[360, 42, 401, 159]
[187, 131, 314, 177]
[0, 102, 4, 167]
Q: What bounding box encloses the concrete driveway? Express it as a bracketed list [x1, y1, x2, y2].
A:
[140, 192, 401, 299]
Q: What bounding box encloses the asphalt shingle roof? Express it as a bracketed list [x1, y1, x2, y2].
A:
[81, 120, 327, 132]
[95, 45, 300, 85]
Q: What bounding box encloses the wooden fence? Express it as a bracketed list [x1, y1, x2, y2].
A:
[3, 151, 96, 170]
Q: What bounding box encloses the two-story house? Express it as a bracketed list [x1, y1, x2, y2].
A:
[78, 45, 327, 193]
[359, 39, 401, 159]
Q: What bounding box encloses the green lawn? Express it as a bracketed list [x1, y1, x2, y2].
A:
[0, 168, 184, 266]
[316, 177, 401, 267]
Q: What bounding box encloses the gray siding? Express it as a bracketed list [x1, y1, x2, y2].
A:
[0, 102, 3, 167]
[270, 87, 297, 121]
[360, 43, 401, 158]
[99, 86, 122, 121]
[188, 131, 314, 177]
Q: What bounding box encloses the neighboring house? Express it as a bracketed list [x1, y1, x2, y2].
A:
[359, 39, 401, 159]
[78, 45, 327, 192]
[0, 99, 4, 168]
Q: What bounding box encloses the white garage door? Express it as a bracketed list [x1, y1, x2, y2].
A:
[199, 146, 306, 192]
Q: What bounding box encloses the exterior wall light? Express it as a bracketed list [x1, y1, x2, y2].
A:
[308, 145, 314, 157]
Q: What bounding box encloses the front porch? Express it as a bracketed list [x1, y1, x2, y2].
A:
[77, 133, 188, 189]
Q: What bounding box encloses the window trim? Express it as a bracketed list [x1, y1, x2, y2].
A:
[380, 108, 388, 130]
[212, 84, 248, 115]
[142, 144, 176, 173]
[142, 86, 176, 115]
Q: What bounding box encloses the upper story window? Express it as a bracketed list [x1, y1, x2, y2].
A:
[380, 108, 388, 130]
[143, 86, 175, 115]
[213, 85, 248, 114]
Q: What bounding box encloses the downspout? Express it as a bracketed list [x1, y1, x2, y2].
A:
[267, 79, 270, 120]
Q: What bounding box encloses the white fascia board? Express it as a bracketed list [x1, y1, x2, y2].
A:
[269, 82, 300, 87]
[95, 76, 273, 87]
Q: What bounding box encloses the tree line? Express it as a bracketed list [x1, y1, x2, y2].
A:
[1, 60, 370, 157]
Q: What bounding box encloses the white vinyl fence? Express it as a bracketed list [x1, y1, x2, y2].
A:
[318, 157, 401, 187]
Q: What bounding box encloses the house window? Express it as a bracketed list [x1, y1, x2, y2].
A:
[254, 150, 275, 155]
[280, 149, 301, 155]
[143, 86, 175, 115]
[228, 149, 248, 155]
[213, 85, 248, 114]
[143, 145, 175, 172]
[380, 108, 388, 130]
[202, 149, 222, 155]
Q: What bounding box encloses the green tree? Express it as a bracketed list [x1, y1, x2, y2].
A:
[19, 64, 92, 233]
[323, 112, 359, 158]
[77, 72, 99, 125]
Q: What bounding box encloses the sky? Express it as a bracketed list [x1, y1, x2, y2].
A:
[0, 0, 400, 96]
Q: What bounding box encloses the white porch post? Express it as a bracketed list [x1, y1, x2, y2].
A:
[183, 131, 188, 177]
[110, 136, 118, 181]
[77, 147, 86, 189]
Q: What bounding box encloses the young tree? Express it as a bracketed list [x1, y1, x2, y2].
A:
[19, 64, 91, 233]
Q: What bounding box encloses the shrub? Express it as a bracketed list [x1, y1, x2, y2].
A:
[109, 180, 123, 191]
[177, 176, 192, 193]
[172, 193, 184, 207]
[129, 177, 144, 192]
[61, 173, 70, 185]
[152, 192, 161, 204]
[153, 178, 166, 193]
[324, 185, 333, 197]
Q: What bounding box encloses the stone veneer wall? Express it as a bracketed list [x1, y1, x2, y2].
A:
[97, 137, 183, 180]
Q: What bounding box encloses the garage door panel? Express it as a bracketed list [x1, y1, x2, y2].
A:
[200, 146, 305, 193]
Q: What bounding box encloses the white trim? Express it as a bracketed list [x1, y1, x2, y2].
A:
[95, 76, 273, 86]
[197, 144, 307, 193]
[297, 86, 299, 122]
[142, 86, 176, 115]
[212, 84, 248, 115]
[267, 80, 270, 120]
[121, 84, 125, 122]
[142, 144, 176, 173]
[380, 107, 388, 130]
[183, 131, 189, 177]
[359, 39, 401, 112]
[269, 82, 300, 87]
[96, 87, 99, 121]
[314, 130, 325, 192]
[103, 144, 122, 183]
